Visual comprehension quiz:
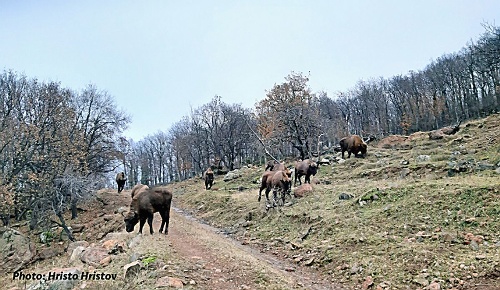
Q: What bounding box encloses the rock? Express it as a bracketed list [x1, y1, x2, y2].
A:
[128, 235, 142, 248]
[469, 240, 479, 251]
[350, 265, 361, 275]
[293, 184, 313, 198]
[156, 276, 184, 288]
[108, 242, 126, 255]
[339, 193, 353, 200]
[413, 277, 429, 287]
[476, 162, 495, 171]
[0, 227, 36, 273]
[28, 267, 81, 290]
[70, 224, 85, 233]
[103, 214, 115, 221]
[80, 247, 110, 266]
[400, 159, 409, 165]
[115, 206, 128, 214]
[416, 155, 431, 163]
[223, 170, 241, 181]
[426, 281, 441, 290]
[38, 246, 64, 260]
[99, 256, 112, 267]
[67, 241, 89, 255]
[362, 276, 374, 289]
[400, 168, 410, 178]
[428, 130, 444, 140]
[69, 246, 86, 263]
[129, 252, 140, 263]
[102, 239, 119, 250]
[123, 261, 142, 279]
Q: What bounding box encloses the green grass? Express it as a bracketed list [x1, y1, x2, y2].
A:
[171, 114, 500, 289]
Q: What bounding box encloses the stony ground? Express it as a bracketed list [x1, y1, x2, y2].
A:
[1, 187, 344, 290]
[2, 113, 500, 290]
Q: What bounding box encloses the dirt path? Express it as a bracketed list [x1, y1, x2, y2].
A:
[156, 207, 343, 290]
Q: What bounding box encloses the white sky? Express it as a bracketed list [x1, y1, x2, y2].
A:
[1, 1, 498, 141]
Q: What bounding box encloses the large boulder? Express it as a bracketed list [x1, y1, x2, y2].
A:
[80, 247, 110, 267]
[0, 227, 36, 273]
[293, 184, 313, 198]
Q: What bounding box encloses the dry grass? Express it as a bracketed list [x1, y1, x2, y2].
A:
[172, 113, 500, 289]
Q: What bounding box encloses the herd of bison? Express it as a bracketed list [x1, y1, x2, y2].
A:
[118, 134, 367, 235]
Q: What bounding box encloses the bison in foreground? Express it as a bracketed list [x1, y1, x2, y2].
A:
[124, 184, 172, 235]
[339, 135, 367, 159]
[294, 159, 318, 186]
[258, 170, 291, 206]
[204, 168, 214, 190]
[116, 172, 127, 193]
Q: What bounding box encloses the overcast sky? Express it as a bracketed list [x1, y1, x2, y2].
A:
[1, 1, 498, 141]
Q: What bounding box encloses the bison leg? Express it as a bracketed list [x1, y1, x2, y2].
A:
[147, 215, 154, 235]
[138, 216, 147, 234]
[159, 209, 170, 235]
[265, 187, 272, 202]
[258, 185, 265, 202]
[296, 174, 303, 186]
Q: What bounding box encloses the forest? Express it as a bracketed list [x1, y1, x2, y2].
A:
[0, 24, 498, 234]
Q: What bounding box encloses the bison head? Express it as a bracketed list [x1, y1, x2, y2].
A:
[124, 211, 139, 232]
[308, 162, 318, 176]
[359, 143, 368, 157]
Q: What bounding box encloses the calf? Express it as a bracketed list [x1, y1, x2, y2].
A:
[124, 184, 172, 235]
[258, 170, 291, 206]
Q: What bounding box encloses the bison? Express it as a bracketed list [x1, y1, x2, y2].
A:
[339, 135, 367, 159]
[258, 170, 291, 206]
[265, 160, 279, 171]
[204, 168, 214, 190]
[124, 184, 172, 235]
[116, 172, 127, 193]
[294, 159, 318, 186]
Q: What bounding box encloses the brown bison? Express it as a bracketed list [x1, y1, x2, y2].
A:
[339, 135, 367, 159]
[270, 162, 286, 171]
[204, 168, 214, 190]
[124, 184, 172, 235]
[116, 172, 127, 193]
[265, 160, 278, 171]
[294, 159, 318, 186]
[258, 170, 291, 206]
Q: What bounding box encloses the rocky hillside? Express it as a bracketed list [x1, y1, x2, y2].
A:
[171, 113, 500, 289]
[0, 113, 499, 290]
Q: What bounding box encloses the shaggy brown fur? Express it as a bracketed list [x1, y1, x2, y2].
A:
[115, 172, 127, 193]
[339, 135, 367, 159]
[265, 160, 278, 171]
[294, 159, 318, 186]
[258, 170, 291, 205]
[204, 168, 214, 190]
[124, 184, 172, 235]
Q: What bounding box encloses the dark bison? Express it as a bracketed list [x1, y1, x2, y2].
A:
[294, 159, 318, 186]
[258, 170, 291, 206]
[124, 184, 172, 235]
[204, 168, 214, 190]
[116, 172, 127, 193]
[339, 135, 367, 159]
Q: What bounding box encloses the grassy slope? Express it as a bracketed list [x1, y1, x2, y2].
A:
[171, 114, 500, 289]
